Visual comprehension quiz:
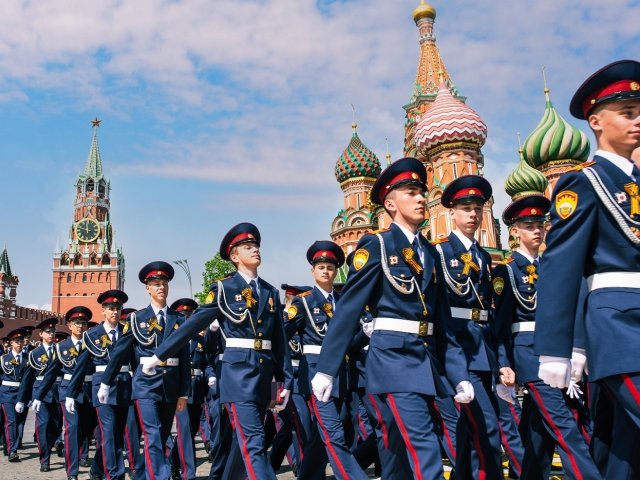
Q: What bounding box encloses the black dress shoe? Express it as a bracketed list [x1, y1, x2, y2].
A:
[40, 464, 51, 472]
[8, 452, 20, 462]
[56, 442, 64, 457]
[79, 458, 92, 468]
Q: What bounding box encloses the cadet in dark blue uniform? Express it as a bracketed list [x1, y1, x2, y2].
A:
[286, 240, 368, 480]
[0, 328, 30, 462]
[35, 306, 97, 480]
[535, 59, 640, 477]
[168, 298, 205, 480]
[16, 317, 63, 472]
[436, 175, 521, 479]
[312, 158, 473, 480]
[141, 223, 294, 480]
[66, 290, 138, 480]
[98, 263, 191, 480]
[494, 195, 601, 480]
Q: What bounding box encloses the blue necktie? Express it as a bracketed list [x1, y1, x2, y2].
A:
[250, 279, 259, 303]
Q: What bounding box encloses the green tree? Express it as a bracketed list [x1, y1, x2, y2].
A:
[195, 253, 236, 304]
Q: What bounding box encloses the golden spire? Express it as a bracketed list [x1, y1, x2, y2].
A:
[413, 0, 436, 23]
[385, 137, 391, 166]
[542, 66, 551, 102]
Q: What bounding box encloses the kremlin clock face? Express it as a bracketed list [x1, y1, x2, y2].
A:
[75, 218, 101, 243]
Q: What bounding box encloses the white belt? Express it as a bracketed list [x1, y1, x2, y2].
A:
[291, 359, 300, 368]
[587, 272, 640, 291]
[36, 376, 62, 382]
[373, 317, 433, 336]
[450, 307, 489, 322]
[512, 322, 536, 333]
[63, 374, 93, 382]
[2, 381, 20, 387]
[226, 338, 272, 351]
[303, 345, 322, 355]
[363, 345, 369, 352]
[191, 368, 203, 377]
[140, 357, 179, 366]
[94, 365, 131, 373]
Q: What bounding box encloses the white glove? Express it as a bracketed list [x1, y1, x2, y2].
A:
[361, 322, 374, 338]
[311, 372, 333, 402]
[209, 319, 220, 332]
[570, 348, 587, 383]
[454, 380, 475, 404]
[496, 384, 516, 404]
[97, 383, 110, 404]
[142, 355, 161, 376]
[538, 356, 571, 389]
[274, 388, 291, 412]
[566, 379, 583, 400]
[15, 402, 24, 413]
[65, 397, 76, 414]
[31, 399, 42, 413]
[208, 377, 217, 388]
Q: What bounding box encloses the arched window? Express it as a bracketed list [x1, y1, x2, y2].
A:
[66, 273, 71, 283]
[86, 179, 94, 192]
[82, 273, 87, 283]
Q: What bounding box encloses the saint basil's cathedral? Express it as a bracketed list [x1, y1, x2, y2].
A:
[330, 1, 590, 267]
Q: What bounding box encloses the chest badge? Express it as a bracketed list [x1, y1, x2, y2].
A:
[313, 307, 320, 315]
[389, 255, 398, 265]
[235, 294, 242, 302]
[616, 191, 628, 204]
[268, 297, 275, 312]
[450, 258, 459, 268]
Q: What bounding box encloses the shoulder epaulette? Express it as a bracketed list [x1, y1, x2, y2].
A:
[499, 256, 514, 265]
[215, 272, 235, 282]
[297, 290, 313, 298]
[369, 228, 389, 235]
[431, 237, 449, 245]
[571, 160, 596, 171]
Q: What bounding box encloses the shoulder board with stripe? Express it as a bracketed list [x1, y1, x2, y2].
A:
[431, 237, 449, 245]
[499, 257, 514, 265]
[571, 160, 596, 171]
[369, 228, 389, 234]
[297, 290, 313, 298]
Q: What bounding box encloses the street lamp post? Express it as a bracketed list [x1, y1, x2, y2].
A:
[173, 259, 193, 298]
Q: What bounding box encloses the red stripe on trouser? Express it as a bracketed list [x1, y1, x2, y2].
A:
[2, 405, 12, 454]
[461, 403, 487, 480]
[357, 414, 368, 440]
[527, 383, 583, 480]
[310, 395, 350, 480]
[621, 373, 640, 406]
[498, 423, 521, 473]
[176, 413, 188, 480]
[431, 400, 456, 461]
[96, 408, 112, 480]
[229, 403, 258, 480]
[508, 403, 521, 427]
[124, 424, 134, 471]
[386, 393, 423, 480]
[367, 393, 388, 449]
[61, 404, 73, 475]
[135, 400, 156, 480]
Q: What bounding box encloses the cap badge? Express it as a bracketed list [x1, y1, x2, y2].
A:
[411, 173, 419, 180]
[530, 208, 537, 215]
[631, 81, 640, 91]
[469, 189, 476, 195]
[556, 190, 578, 220]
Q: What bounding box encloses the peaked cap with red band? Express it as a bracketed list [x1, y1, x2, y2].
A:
[570, 60, 640, 120]
[220, 222, 261, 261]
[7, 328, 29, 341]
[502, 194, 550, 226]
[441, 174, 492, 208]
[281, 284, 313, 296]
[170, 298, 199, 313]
[138, 261, 174, 283]
[98, 289, 129, 306]
[36, 317, 58, 331]
[120, 308, 136, 321]
[306, 240, 345, 267]
[370, 157, 427, 206]
[65, 306, 93, 323]
[55, 331, 70, 342]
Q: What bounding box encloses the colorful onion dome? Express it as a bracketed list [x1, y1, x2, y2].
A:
[522, 89, 590, 168]
[335, 124, 382, 183]
[505, 151, 549, 199]
[414, 84, 487, 151]
[413, 0, 436, 23]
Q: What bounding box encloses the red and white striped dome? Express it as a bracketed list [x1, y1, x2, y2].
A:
[414, 84, 487, 151]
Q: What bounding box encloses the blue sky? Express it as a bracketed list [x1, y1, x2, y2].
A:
[1, 0, 638, 309]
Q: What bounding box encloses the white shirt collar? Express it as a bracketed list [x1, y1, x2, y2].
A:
[315, 285, 333, 299]
[595, 149, 634, 176]
[103, 323, 118, 335]
[152, 305, 167, 318]
[12, 349, 21, 357]
[451, 229, 476, 251]
[516, 249, 538, 265]
[238, 271, 260, 287]
[393, 222, 418, 245]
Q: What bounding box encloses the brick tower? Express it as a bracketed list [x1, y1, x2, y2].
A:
[51, 119, 125, 320]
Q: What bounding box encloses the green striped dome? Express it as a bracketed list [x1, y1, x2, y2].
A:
[522, 91, 590, 167]
[335, 124, 381, 183]
[505, 154, 549, 199]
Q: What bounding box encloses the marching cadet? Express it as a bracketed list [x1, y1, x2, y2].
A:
[140, 223, 294, 480]
[494, 195, 601, 480]
[98, 263, 191, 480]
[311, 157, 474, 480]
[0, 328, 30, 462]
[34, 306, 97, 480]
[16, 317, 63, 472]
[286, 240, 368, 480]
[65, 290, 137, 480]
[168, 297, 206, 480]
[535, 59, 640, 476]
[436, 174, 521, 479]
